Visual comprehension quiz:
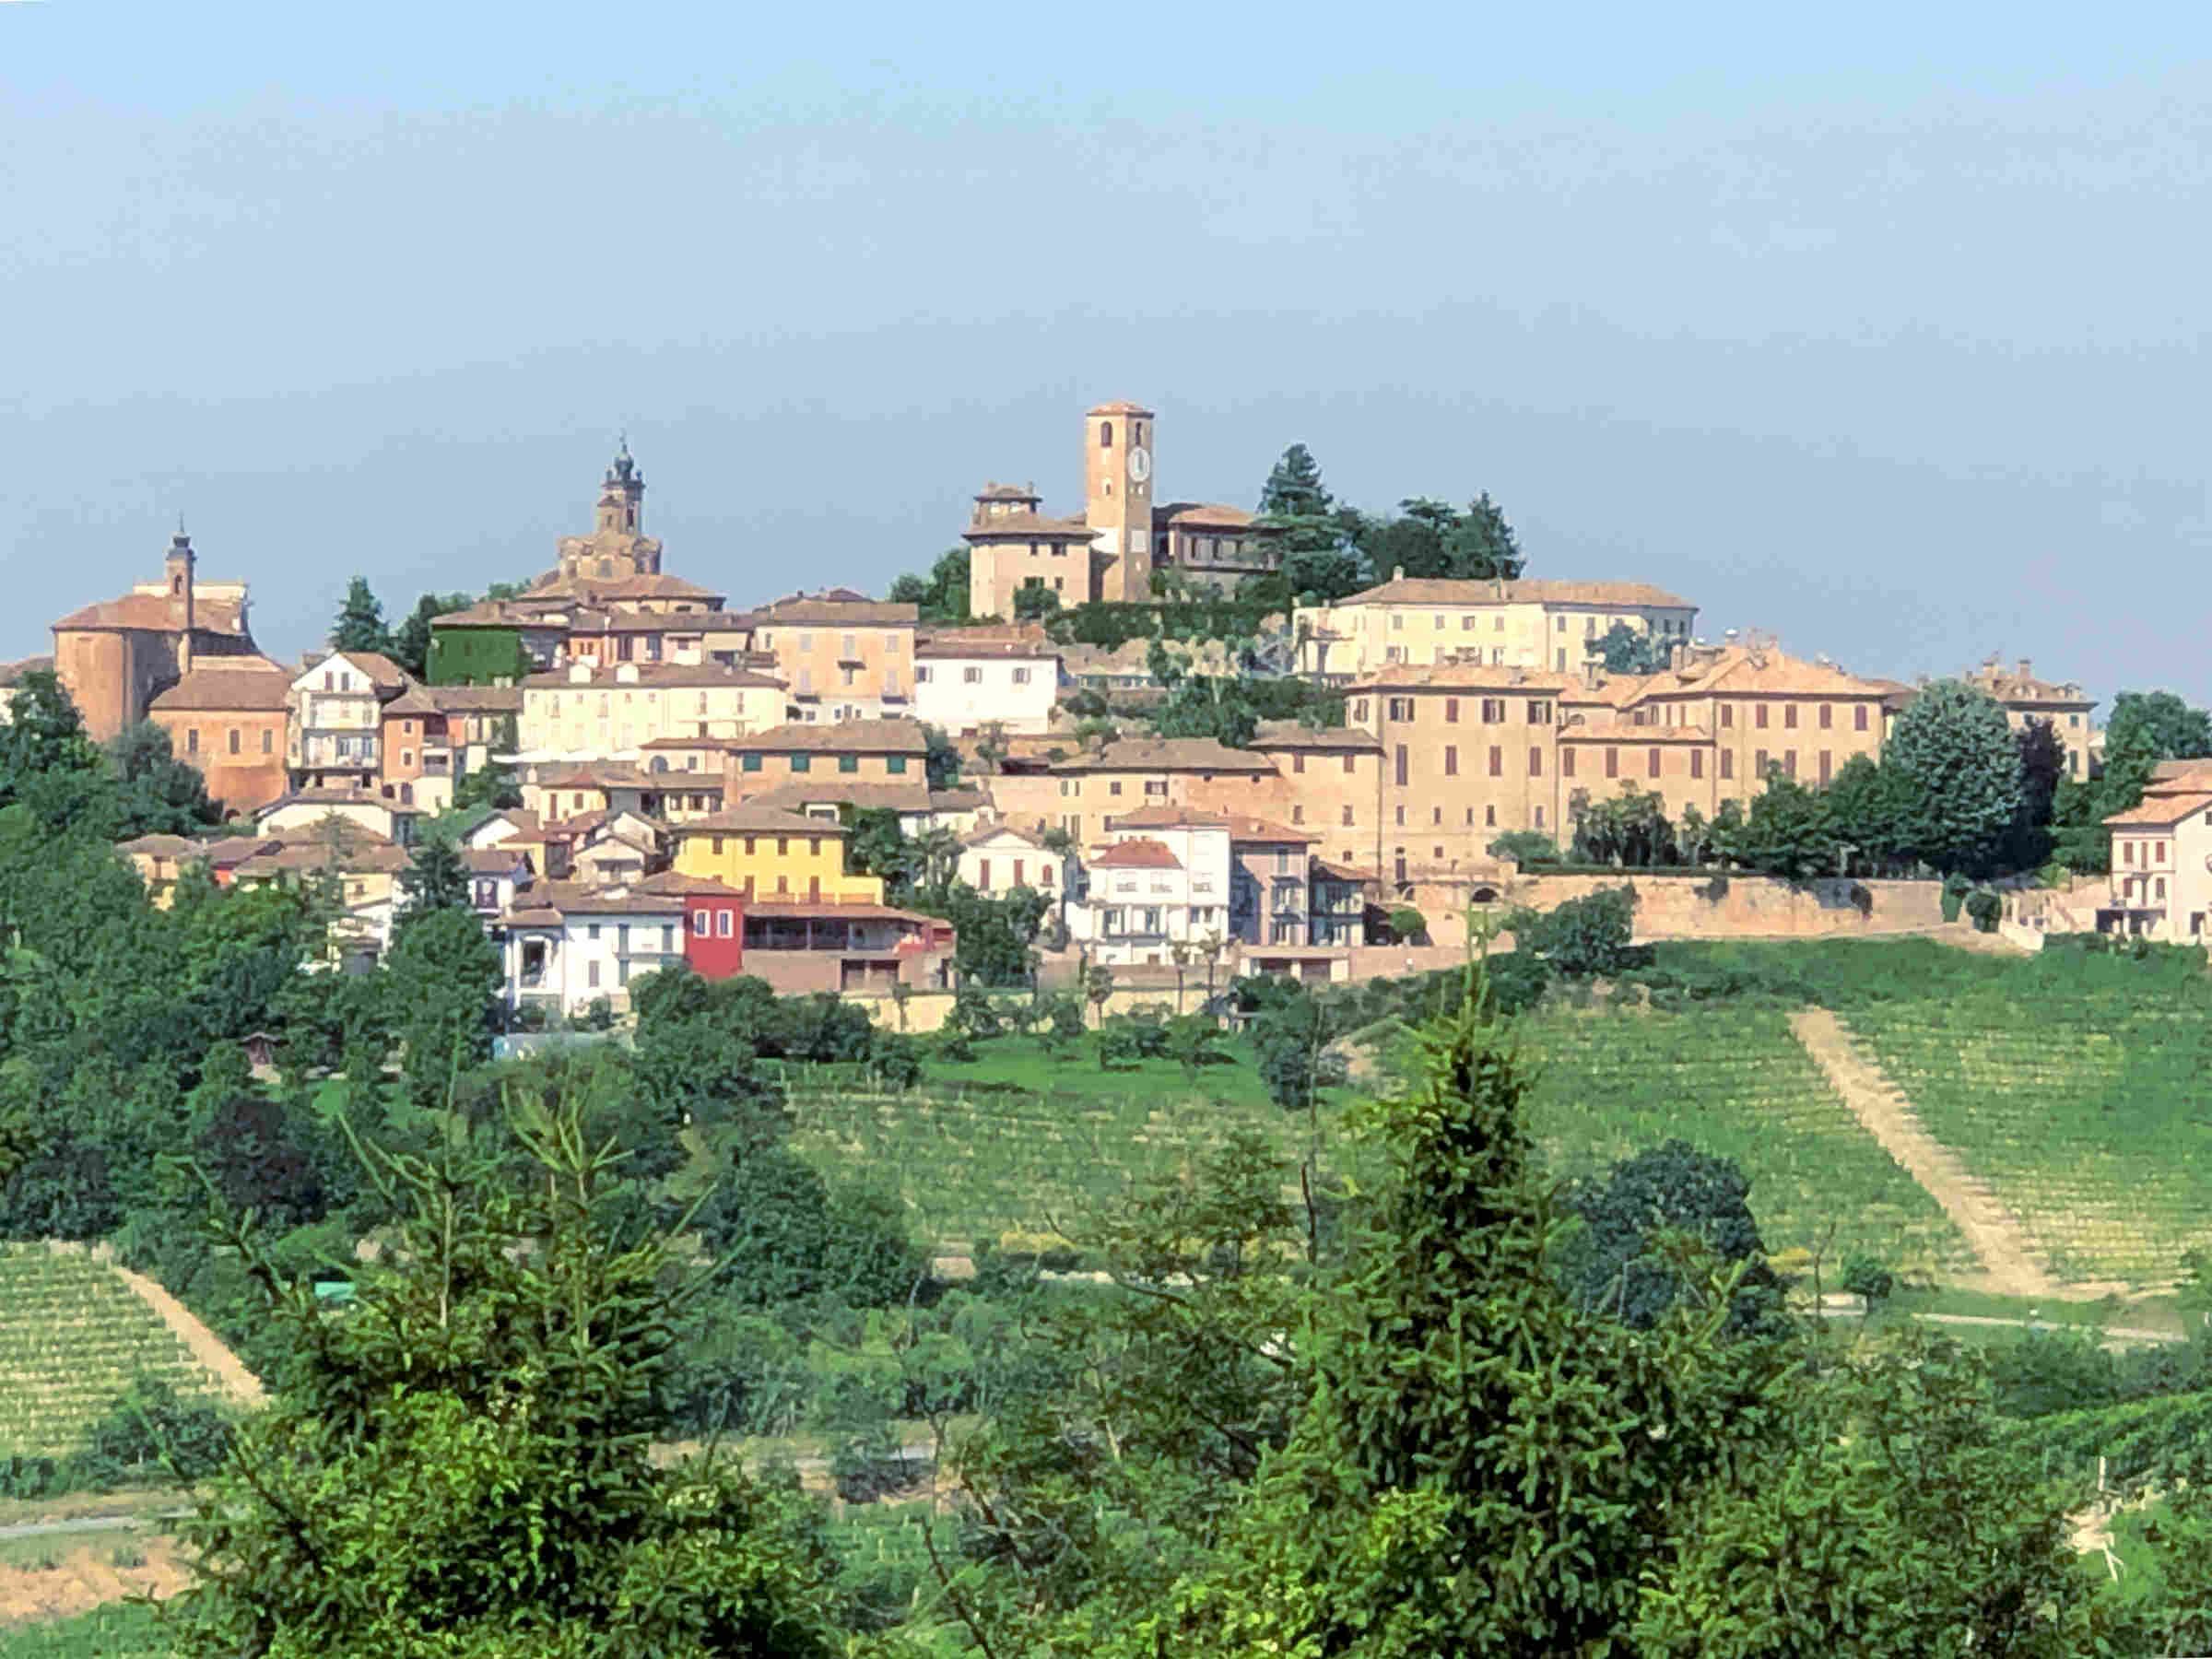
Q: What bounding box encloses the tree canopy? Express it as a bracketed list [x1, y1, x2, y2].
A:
[1884, 679, 2026, 876]
[329, 575, 391, 655]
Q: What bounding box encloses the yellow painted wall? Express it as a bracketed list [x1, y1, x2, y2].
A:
[672, 825, 884, 902]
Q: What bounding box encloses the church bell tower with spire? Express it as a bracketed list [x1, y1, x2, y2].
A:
[558, 438, 664, 582]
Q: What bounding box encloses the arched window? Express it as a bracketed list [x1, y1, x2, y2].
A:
[1133, 422, 1144, 446]
[598, 558, 614, 578]
[1099, 421, 1112, 448]
[171, 574, 183, 594]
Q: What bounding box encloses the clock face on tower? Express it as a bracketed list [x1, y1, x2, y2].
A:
[1126, 446, 1152, 484]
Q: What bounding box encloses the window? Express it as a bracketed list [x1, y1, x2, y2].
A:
[1721, 749, 1735, 780]
[1482, 699, 1506, 724]
[1485, 806, 1497, 828]
[1100, 420, 1112, 448]
[1394, 806, 1406, 827]
[1562, 747, 1576, 778]
[1110, 781, 1123, 796]
[2157, 840, 2169, 864]
[1756, 748, 1769, 776]
[1527, 700, 1551, 723]
[963, 666, 982, 684]
[1341, 805, 1354, 826]
[1291, 804, 1304, 823]
[1012, 666, 1031, 685]
[1648, 747, 1661, 778]
[1528, 747, 1542, 776]
[1488, 745, 1503, 777]
[791, 754, 810, 772]
[1387, 697, 1414, 721]
[1145, 780, 1168, 797]
[1721, 704, 1734, 728]
[1784, 751, 1798, 779]
[1443, 745, 1458, 777]
[2124, 841, 2137, 866]
[808, 837, 823, 855]
[976, 858, 991, 888]
[1352, 698, 1370, 723]
[1394, 745, 1408, 786]
[1819, 703, 1833, 730]
[228, 727, 241, 755]
[1445, 698, 1459, 724]
[1605, 747, 1618, 779]
[742, 752, 763, 772]
[1391, 614, 1404, 631]
[716, 909, 734, 937]
[837, 754, 859, 774]
[587, 960, 601, 989]
[1291, 752, 1306, 774]
[691, 911, 709, 935]
[1854, 705, 1869, 732]
[262, 730, 272, 754]
[1343, 754, 1356, 774]
[1690, 749, 1703, 779]
[1535, 805, 1546, 829]
[1784, 705, 1798, 729]
[186, 728, 198, 754]
[1756, 704, 1770, 729]
[744, 836, 757, 854]
[711, 835, 725, 855]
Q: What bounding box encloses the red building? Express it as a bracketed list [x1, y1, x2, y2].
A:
[682, 887, 746, 979]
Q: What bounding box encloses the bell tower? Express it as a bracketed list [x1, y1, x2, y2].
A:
[596, 438, 645, 538]
[1085, 401, 1155, 602]
[558, 438, 664, 582]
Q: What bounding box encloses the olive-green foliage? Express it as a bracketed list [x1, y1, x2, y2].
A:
[1512, 882, 1641, 977]
[381, 904, 501, 1108]
[162, 1100, 839, 1659]
[1885, 678, 2027, 876]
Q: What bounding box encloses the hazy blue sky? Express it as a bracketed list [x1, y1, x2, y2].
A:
[5, 3, 2207, 704]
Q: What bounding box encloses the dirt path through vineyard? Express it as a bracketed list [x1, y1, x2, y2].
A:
[1789, 1007, 2060, 1299]
[110, 1264, 265, 1409]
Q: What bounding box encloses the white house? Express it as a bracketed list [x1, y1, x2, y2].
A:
[2102, 763, 2212, 940]
[254, 786, 418, 845]
[957, 821, 1060, 897]
[287, 650, 406, 788]
[500, 880, 688, 1018]
[913, 636, 1059, 736]
[1066, 818, 1232, 967]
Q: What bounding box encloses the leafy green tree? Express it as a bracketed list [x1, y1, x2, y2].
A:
[923, 724, 961, 790]
[1825, 753, 1915, 876]
[888, 546, 971, 621]
[163, 1099, 839, 1658]
[0, 669, 111, 830]
[328, 575, 391, 655]
[386, 591, 473, 679]
[2108, 688, 2212, 763]
[1252, 993, 1328, 1112]
[1121, 969, 1783, 1657]
[1514, 884, 1640, 976]
[395, 836, 473, 923]
[1150, 673, 1261, 747]
[1595, 619, 1671, 674]
[452, 751, 523, 815]
[1568, 1141, 1781, 1334]
[107, 722, 221, 836]
[692, 1147, 927, 1312]
[1012, 583, 1061, 620]
[2008, 718, 2066, 868]
[1571, 782, 1677, 867]
[1720, 770, 1841, 879]
[1486, 829, 1560, 867]
[1884, 678, 2026, 875]
[381, 906, 500, 1106]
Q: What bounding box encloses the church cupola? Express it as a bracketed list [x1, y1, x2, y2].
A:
[596, 437, 644, 536]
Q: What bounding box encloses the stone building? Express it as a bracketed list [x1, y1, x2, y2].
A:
[554, 440, 662, 584]
[964, 401, 1282, 618]
[1959, 657, 2099, 782]
[51, 527, 265, 740]
[147, 665, 293, 816]
[1294, 575, 1699, 682]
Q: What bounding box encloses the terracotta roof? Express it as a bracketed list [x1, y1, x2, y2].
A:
[2105, 794, 2212, 828]
[429, 599, 570, 629]
[677, 802, 847, 836]
[1348, 664, 1579, 693]
[525, 571, 725, 604]
[459, 847, 532, 874]
[1332, 577, 1697, 610]
[730, 719, 930, 755]
[53, 594, 250, 636]
[1054, 737, 1273, 775]
[632, 870, 743, 897]
[521, 762, 663, 790]
[741, 899, 944, 924]
[1251, 720, 1382, 752]
[1101, 805, 1315, 842]
[929, 788, 989, 811]
[503, 880, 688, 924]
[1312, 857, 1380, 883]
[347, 652, 408, 689]
[148, 666, 293, 712]
[961, 511, 1093, 541]
[759, 594, 918, 626]
[975, 482, 1041, 501]
[520, 663, 784, 690]
[1088, 400, 1155, 415]
[1963, 665, 2096, 708]
[747, 779, 935, 815]
[117, 833, 201, 856]
[1156, 502, 1267, 530]
[2147, 763, 2212, 792]
[255, 787, 410, 818]
[233, 841, 410, 878]
[915, 635, 1059, 661]
[0, 655, 53, 686]
[1639, 647, 1889, 700]
[960, 821, 1050, 849]
[1090, 837, 1182, 870]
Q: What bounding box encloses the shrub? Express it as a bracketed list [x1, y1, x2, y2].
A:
[1388, 906, 1429, 946]
[1488, 830, 1560, 868]
[1841, 1253, 1895, 1310]
[1940, 871, 1971, 924]
[1965, 888, 2003, 934]
[1517, 886, 1642, 979]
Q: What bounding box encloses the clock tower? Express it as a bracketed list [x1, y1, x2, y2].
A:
[1085, 400, 1156, 602]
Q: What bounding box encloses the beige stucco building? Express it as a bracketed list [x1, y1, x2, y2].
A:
[1294, 575, 1699, 682]
[1960, 657, 2098, 782]
[2102, 762, 2212, 939]
[517, 661, 787, 759]
[751, 592, 917, 721]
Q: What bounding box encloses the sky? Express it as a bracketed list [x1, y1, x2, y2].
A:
[4, 2, 2208, 706]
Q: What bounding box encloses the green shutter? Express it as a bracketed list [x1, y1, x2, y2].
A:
[742, 753, 762, 772]
[839, 754, 859, 773]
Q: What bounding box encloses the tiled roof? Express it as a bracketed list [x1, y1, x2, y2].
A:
[959, 821, 1050, 849]
[1156, 501, 1265, 530]
[742, 899, 944, 924]
[53, 594, 251, 636]
[504, 880, 688, 924]
[117, 833, 201, 855]
[525, 571, 725, 603]
[747, 779, 935, 815]
[915, 634, 1059, 661]
[759, 594, 918, 626]
[1331, 577, 1697, 610]
[1311, 857, 1380, 883]
[147, 666, 293, 712]
[521, 762, 663, 790]
[1348, 664, 1579, 693]
[0, 655, 53, 686]
[929, 788, 989, 811]
[1102, 805, 1316, 842]
[2105, 794, 2212, 828]
[676, 802, 846, 836]
[1963, 665, 2095, 707]
[961, 511, 1093, 541]
[730, 719, 930, 755]
[1087, 400, 1155, 415]
[974, 482, 1040, 501]
[233, 841, 411, 877]
[1645, 648, 1889, 700]
[1090, 837, 1181, 870]
[459, 846, 532, 873]
[1054, 737, 1273, 775]
[255, 787, 409, 818]
[1251, 720, 1382, 751]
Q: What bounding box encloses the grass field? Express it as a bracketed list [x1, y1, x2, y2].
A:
[0, 1248, 228, 1458]
[0, 1602, 165, 1657]
[1516, 1005, 1976, 1278]
[785, 1042, 1332, 1249]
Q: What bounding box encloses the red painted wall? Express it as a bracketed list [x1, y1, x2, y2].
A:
[683, 894, 745, 979]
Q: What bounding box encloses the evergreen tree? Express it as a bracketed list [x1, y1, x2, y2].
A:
[1440, 489, 1524, 580]
[1258, 442, 1332, 517]
[396, 836, 473, 924]
[1884, 678, 2026, 875]
[1124, 968, 1788, 1656]
[388, 591, 472, 679]
[107, 721, 222, 837]
[329, 575, 391, 655]
[381, 906, 500, 1107]
[163, 1099, 838, 1657]
[1596, 619, 1670, 674]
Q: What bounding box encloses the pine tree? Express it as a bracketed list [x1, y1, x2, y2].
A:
[1259, 443, 1332, 519]
[396, 836, 473, 924]
[329, 575, 391, 655]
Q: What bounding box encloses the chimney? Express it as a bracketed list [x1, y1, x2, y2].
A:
[1581, 657, 1601, 691]
[1392, 566, 1405, 582]
[2017, 657, 2032, 680]
[1670, 641, 1685, 670]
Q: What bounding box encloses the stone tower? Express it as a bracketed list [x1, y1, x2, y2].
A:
[165, 524, 197, 671]
[558, 440, 664, 583]
[1086, 401, 1155, 602]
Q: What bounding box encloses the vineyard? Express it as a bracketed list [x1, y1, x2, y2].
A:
[0, 1248, 228, 1458]
[1518, 1006, 1977, 1278]
[786, 1067, 1324, 1249]
[0, 1602, 165, 1656]
[1848, 994, 2212, 1284]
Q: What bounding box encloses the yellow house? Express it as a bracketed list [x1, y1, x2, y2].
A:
[1295, 574, 1699, 681]
[670, 802, 883, 903]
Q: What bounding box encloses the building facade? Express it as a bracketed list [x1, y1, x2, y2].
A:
[517, 660, 787, 759]
[750, 593, 917, 721]
[1295, 576, 1700, 682]
[147, 665, 293, 816]
[669, 803, 885, 904]
[1961, 657, 2099, 782]
[288, 652, 407, 790]
[912, 634, 1059, 735]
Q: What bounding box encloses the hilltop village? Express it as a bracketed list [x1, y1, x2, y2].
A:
[13, 398, 2177, 1021]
